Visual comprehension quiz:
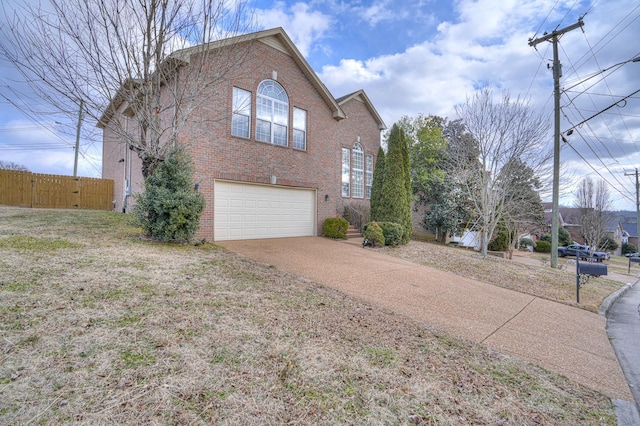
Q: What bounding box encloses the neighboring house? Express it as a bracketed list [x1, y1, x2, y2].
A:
[541, 204, 584, 244]
[101, 28, 385, 241]
[621, 223, 639, 250]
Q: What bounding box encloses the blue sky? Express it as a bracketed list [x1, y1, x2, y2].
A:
[1, 0, 639, 210]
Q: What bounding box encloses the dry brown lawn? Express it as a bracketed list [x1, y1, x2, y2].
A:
[0, 207, 617, 424]
[380, 240, 627, 313]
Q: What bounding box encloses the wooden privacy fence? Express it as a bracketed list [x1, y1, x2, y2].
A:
[0, 169, 114, 210]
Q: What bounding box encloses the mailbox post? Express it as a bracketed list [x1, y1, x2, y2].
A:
[575, 251, 607, 303]
[628, 257, 640, 274]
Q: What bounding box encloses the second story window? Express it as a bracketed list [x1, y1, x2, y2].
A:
[231, 87, 251, 138]
[293, 107, 307, 150]
[256, 80, 288, 146]
[352, 142, 364, 198]
[342, 148, 350, 197]
[366, 154, 373, 199]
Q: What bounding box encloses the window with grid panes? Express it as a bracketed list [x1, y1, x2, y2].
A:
[342, 148, 350, 197]
[231, 87, 251, 138]
[293, 108, 306, 150]
[352, 142, 364, 198]
[256, 80, 288, 146]
[366, 154, 373, 198]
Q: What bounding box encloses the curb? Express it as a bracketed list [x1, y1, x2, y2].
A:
[599, 280, 639, 317]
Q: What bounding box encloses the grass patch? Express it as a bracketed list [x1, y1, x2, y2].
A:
[363, 346, 397, 367]
[0, 281, 33, 291]
[119, 347, 157, 369]
[382, 241, 624, 313]
[0, 235, 82, 251]
[0, 206, 618, 424]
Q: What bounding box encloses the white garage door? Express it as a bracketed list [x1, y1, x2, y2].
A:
[214, 181, 316, 241]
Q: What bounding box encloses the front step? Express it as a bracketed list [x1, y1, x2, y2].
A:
[346, 226, 362, 239]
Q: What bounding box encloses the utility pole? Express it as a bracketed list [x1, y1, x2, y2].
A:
[529, 18, 584, 268]
[73, 99, 84, 177]
[624, 169, 640, 242]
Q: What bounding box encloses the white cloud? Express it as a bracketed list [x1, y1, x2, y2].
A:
[313, 0, 640, 209]
[256, 1, 332, 56]
[357, 1, 395, 27]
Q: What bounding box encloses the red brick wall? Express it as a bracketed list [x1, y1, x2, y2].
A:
[102, 35, 382, 240]
[102, 112, 144, 212]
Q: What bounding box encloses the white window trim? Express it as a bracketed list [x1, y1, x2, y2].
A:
[256, 80, 289, 146]
[366, 153, 373, 199]
[352, 142, 364, 199]
[293, 107, 307, 150]
[342, 148, 350, 197]
[231, 87, 251, 138]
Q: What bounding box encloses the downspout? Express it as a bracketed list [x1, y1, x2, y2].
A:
[123, 121, 132, 213]
[122, 135, 127, 213]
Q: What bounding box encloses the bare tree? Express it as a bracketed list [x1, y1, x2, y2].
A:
[500, 158, 545, 259]
[451, 88, 551, 257]
[0, 0, 255, 177]
[574, 177, 612, 249]
[0, 161, 29, 171]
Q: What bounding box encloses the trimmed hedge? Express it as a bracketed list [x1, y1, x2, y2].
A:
[364, 221, 403, 246]
[518, 238, 535, 250]
[363, 221, 385, 247]
[323, 217, 349, 239]
[534, 240, 551, 253]
[622, 242, 637, 256]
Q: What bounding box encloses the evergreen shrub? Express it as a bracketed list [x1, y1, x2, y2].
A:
[379, 222, 404, 246]
[622, 242, 636, 255]
[363, 221, 385, 247]
[518, 238, 535, 250]
[366, 221, 404, 247]
[134, 147, 205, 243]
[323, 217, 349, 239]
[488, 226, 509, 251]
[534, 240, 551, 253]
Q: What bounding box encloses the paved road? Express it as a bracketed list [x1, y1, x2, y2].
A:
[608, 283, 640, 412]
[219, 236, 633, 402]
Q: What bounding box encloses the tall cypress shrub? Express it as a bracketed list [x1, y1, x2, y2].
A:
[400, 123, 413, 243]
[379, 124, 412, 244]
[370, 146, 385, 222]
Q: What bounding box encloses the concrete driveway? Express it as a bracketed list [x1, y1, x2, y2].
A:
[218, 236, 633, 402]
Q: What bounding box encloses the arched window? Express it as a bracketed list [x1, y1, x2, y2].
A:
[352, 142, 364, 198]
[256, 80, 289, 146]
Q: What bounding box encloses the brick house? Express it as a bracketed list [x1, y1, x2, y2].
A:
[101, 27, 386, 241]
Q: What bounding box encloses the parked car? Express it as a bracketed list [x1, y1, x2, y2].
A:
[625, 252, 640, 258]
[557, 244, 610, 262]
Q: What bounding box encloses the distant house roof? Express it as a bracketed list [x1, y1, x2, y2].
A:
[621, 223, 638, 237]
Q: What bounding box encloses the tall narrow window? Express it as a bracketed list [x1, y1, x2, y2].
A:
[352, 142, 364, 198]
[256, 80, 288, 146]
[342, 148, 350, 197]
[366, 154, 373, 199]
[293, 107, 307, 150]
[232, 87, 251, 138]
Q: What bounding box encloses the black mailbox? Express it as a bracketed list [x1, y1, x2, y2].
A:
[627, 257, 640, 273]
[578, 263, 607, 276]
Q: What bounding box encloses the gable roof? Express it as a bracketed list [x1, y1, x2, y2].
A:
[172, 27, 348, 121]
[99, 27, 354, 128]
[337, 90, 387, 131]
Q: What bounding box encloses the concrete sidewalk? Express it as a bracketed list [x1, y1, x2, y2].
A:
[608, 282, 640, 409]
[219, 236, 633, 402]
